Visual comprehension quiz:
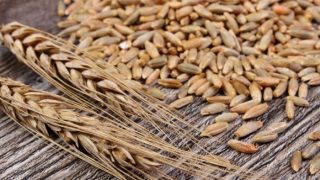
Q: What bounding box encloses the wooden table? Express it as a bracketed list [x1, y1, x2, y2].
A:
[0, 0, 319, 179]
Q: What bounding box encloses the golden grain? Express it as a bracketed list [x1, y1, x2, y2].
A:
[259, 29, 273, 51]
[263, 87, 273, 102]
[309, 130, 320, 141]
[168, 56, 179, 70]
[255, 77, 280, 87]
[183, 37, 205, 50]
[142, 66, 154, 79]
[249, 82, 262, 102]
[288, 78, 299, 96]
[177, 73, 190, 83]
[169, 96, 193, 109]
[200, 122, 229, 137]
[163, 31, 182, 46]
[199, 52, 215, 70]
[235, 121, 263, 138]
[287, 96, 309, 107]
[122, 48, 139, 63]
[178, 85, 188, 99]
[308, 76, 320, 86]
[177, 63, 202, 75]
[188, 78, 206, 94]
[222, 57, 234, 75]
[148, 55, 167, 68]
[160, 65, 170, 79]
[273, 80, 288, 98]
[291, 151, 302, 172]
[228, 140, 258, 154]
[158, 78, 182, 88]
[264, 122, 287, 135]
[215, 113, 239, 123]
[217, 52, 226, 70]
[230, 95, 247, 108]
[288, 29, 316, 39]
[222, 79, 237, 98]
[309, 155, 320, 175]
[286, 100, 295, 120]
[206, 96, 231, 104]
[231, 81, 248, 96]
[187, 74, 205, 87]
[133, 31, 154, 46]
[231, 100, 260, 114]
[302, 72, 320, 82]
[200, 103, 227, 116]
[132, 63, 142, 80]
[251, 133, 278, 144]
[243, 103, 268, 120]
[145, 41, 160, 58]
[302, 144, 319, 160]
[146, 87, 166, 100]
[209, 73, 222, 88]
[195, 81, 211, 96]
[202, 87, 220, 99]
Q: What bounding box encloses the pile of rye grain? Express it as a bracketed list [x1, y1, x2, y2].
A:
[55, 0, 320, 174]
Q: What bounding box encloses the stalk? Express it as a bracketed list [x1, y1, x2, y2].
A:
[0, 77, 243, 178]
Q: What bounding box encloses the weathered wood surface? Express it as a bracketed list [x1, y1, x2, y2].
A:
[0, 0, 319, 179]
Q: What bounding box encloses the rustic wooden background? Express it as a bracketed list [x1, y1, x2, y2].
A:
[0, 0, 319, 179]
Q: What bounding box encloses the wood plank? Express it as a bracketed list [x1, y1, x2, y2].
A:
[0, 0, 109, 179]
[0, 0, 319, 179]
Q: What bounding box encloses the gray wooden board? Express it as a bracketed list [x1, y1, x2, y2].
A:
[0, 0, 319, 179]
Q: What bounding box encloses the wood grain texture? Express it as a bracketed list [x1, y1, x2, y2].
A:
[0, 0, 319, 179]
[0, 0, 108, 179]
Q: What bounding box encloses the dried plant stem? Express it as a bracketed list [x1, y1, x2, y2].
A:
[0, 77, 240, 178]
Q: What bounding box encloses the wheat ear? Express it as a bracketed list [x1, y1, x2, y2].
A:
[0, 77, 248, 178]
[0, 77, 166, 179]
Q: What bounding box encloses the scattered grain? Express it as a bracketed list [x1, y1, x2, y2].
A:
[235, 121, 263, 138]
[201, 103, 227, 116]
[200, 122, 229, 137]
[302, 144, 319, 159]
[169, 96, 193, 109]
[291, 151, 302, 172]
[228, 139, 258, 154]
